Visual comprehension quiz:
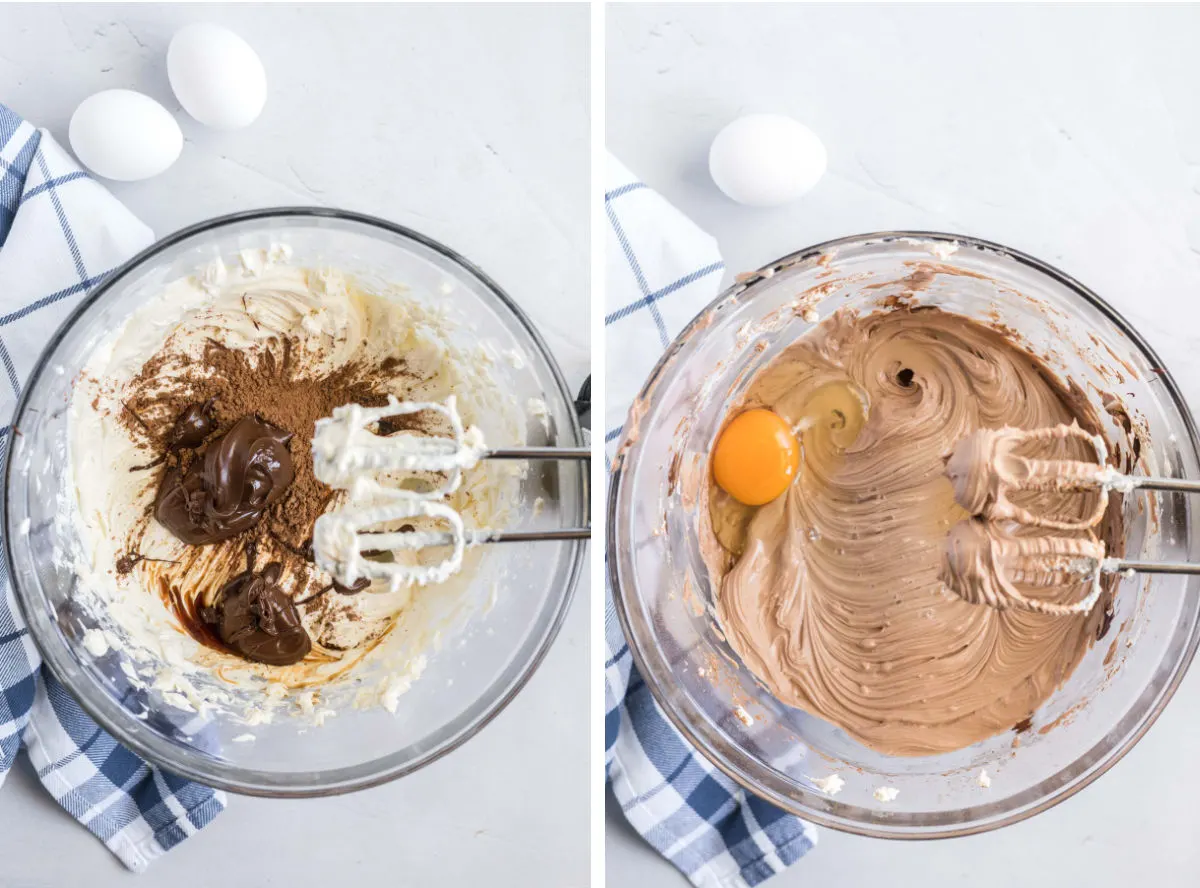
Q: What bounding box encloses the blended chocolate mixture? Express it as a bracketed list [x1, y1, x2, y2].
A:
[703, 306, 1118, 756]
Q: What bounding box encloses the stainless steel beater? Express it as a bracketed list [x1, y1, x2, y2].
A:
[311, 396, 589, 589]
[942, 424, 1200, 615]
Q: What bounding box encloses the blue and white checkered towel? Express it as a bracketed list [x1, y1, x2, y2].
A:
[604, 153, 817, 887]
[0, 103, 225, 870]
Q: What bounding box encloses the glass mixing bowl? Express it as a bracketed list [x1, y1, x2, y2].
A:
[608, 231, 1200, 837]
[4, 208, 587, 796]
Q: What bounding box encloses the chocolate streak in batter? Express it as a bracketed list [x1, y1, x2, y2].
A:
[706, 307, 1117, 756]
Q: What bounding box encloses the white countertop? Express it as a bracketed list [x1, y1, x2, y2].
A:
[608, 4, 1200, 886]
[0, 4, 589, 886]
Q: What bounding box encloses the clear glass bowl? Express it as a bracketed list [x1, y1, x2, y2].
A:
[608, 232, 1200, 837]
[4, 208, 587, 796]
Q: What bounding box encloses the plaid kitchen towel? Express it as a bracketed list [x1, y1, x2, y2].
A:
[604, 153, 817, 888]
[0, 103, 225, 870]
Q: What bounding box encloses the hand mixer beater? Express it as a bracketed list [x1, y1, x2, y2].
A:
[310, 396, 589, 591]
[941, 423, 1200, 616]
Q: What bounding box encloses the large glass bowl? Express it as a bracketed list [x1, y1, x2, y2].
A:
[4, 208, 587, 796]
[608, 232, 1200, 837]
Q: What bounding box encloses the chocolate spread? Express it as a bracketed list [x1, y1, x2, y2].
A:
[167, 399, 217, 450]
[155, 415, 295, 545]
[201, 560, 311, 666]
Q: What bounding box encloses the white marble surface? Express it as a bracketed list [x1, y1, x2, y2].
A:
[608, 4, 1200, 887]
[0, 4, 589, 886]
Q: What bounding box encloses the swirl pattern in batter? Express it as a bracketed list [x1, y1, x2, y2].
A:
[704, 306, 1117, 756]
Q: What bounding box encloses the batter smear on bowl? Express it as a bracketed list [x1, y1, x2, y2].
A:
[703, 306, 1120, 756]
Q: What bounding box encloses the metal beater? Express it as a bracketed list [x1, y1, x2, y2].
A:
[942, 424, 1200, 615]
[310, 396, 589, 590]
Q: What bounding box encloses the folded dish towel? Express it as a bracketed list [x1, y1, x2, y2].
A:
[0, 103, 225, 871]
[603, 153, 817, 888]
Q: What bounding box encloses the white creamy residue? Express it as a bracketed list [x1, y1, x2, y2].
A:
[810, 773, 845, 796]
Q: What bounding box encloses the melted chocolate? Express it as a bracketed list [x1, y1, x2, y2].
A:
[155, 415, 294, 545]
[115, 551, 179, 575]
[295, 575, 370, 607]
[168, 399, 217, 450]
[130, 402, 219, 472]
[200, 562, 311, 666]
[332, 576, 371, 594]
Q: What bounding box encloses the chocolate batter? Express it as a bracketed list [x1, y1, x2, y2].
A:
[704, 307, 1115, 756]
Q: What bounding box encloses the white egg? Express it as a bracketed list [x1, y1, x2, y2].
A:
[168, 23, 267, 129]
[709, 113, 827, 207]
[68, 89, 183, 182]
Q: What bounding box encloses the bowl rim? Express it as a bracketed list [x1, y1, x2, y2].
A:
[3, 205, 588, 797]
[607, 229, 1200, 839]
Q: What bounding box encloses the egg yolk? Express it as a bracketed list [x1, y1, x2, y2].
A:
[712, 408, 800, 506]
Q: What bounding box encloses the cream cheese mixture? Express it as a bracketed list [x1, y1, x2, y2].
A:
[67, 246, 523, 723]
[702, 306, 1119, 756]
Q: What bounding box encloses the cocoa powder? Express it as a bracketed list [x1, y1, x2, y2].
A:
[120, 335, 409, 551]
